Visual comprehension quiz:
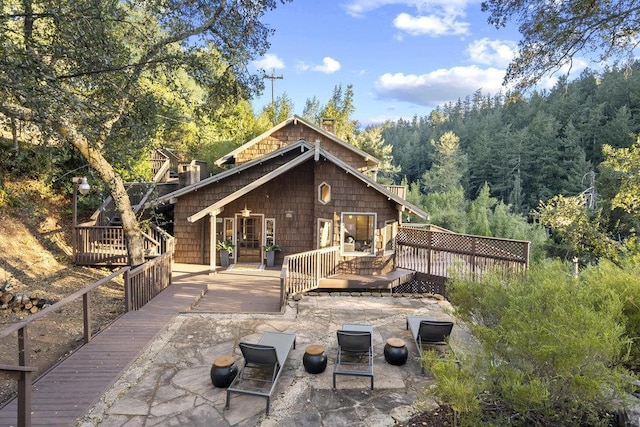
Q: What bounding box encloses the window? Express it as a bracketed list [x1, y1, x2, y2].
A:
[341, 213, 375, 255]
[318, 182, 331, 204]
[318, 218, 333, 248]
[223, 218, 234, 243]
[265, 218, 275, 246]
[383, 220, 396, 253]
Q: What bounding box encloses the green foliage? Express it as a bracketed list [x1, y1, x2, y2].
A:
[482, 0, 640, 90]
[602, 138, 640, 218]
[421, 350, 481, 425]
[582, 256, 640, 365]
[446, 260, 633, 425]
[216, 240, 235, 252]
[383, 64, 639, 221]
[535, 139, 640, 264]
[424, 186, 468, 232]
[263, 243, 281, 252]
[351, 126, 400, 183]
[302, 84, 358, 142]
[422, 131, 466, 194]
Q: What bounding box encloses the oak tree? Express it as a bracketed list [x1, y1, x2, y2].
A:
[1, 0, 289, 265]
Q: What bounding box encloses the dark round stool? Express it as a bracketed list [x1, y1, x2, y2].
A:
[384, 338, 408, 366]
[303, 344, 328, 374]
[210, 355, 238, 388]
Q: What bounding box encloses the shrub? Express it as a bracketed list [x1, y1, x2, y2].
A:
[441, 260, 633, 425]
[582, 256, 640, 366]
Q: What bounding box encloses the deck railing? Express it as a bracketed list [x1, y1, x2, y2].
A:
[280, 246, 340, 306]
[0, 267, 129, 427]
[74, 224, 174, 266]
[1, 228, 174, 426]
[124, 251, 173, 311]
[396, 227, 530, 281]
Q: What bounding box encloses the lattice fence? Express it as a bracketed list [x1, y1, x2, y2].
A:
[395, 227, 530, 291]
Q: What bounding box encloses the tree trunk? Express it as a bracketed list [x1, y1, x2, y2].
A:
[63, 124, 146, 266]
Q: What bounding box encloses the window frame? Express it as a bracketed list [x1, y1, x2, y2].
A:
[340, 212, 376, 256]
[318, 182, 331, 204]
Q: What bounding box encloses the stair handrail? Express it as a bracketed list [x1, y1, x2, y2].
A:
[280, 246, 340, 303]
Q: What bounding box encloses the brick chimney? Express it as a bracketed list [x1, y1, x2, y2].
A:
[320, 118, 336, 134]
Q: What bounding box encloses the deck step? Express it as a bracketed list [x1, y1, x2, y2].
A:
[318, 268, 415, 292]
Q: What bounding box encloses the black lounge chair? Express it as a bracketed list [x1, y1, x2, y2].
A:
[225, 331, 296, 415]
[332, 325, 374, 389]
[406, 316, 454, 374]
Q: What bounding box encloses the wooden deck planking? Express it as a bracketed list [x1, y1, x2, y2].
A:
[318, 268, 415, 291]
[0, 282, 207, 427]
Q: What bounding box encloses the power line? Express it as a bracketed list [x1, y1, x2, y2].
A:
[263, 69, 283, 105]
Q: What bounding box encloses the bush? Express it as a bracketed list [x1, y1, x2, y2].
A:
[582, 256, 640, 366]
[441, 260, 633, 426]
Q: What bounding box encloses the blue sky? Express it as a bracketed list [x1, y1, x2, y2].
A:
[250, 0, 586, 126]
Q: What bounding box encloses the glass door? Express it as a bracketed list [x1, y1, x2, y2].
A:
[236, 215, 262, 262]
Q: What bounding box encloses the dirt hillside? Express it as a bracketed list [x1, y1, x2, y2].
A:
[0, 179, 125, 406]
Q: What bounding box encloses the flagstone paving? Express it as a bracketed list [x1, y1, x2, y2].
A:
[78, 295, 464, 426]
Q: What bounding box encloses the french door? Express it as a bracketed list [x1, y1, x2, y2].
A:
[236, 215, 262, 262]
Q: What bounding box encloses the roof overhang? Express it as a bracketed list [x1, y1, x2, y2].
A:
[187, 150, 315, 223]
[215, 115, 380, 167]
[149, 140, 314, 208]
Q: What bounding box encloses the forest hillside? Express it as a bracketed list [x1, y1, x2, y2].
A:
[383, 62, 640, 217]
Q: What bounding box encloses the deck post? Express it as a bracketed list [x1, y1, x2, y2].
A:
[17, 326, 31, 427]
[210, 214, 217, 271]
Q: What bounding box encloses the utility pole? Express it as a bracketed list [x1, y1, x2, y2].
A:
[263, 69, 283, 105]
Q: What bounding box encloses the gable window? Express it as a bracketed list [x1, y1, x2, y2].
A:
[318, 182, 331, 204]
[341, 213, 375, 255]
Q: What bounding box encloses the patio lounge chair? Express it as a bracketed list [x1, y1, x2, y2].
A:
[333, 324, 374, 389]
[406, 316, 454, 374]
[225, 331, 296, 415]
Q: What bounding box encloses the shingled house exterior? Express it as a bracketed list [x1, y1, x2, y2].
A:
[153, 115, 429, 273]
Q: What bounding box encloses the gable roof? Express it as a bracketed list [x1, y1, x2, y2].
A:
[164, 139, 428, 222]
[152, 139, 314, 206]
[215, 115, 380, 168]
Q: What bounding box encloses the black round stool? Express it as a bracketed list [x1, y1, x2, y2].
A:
[384, 338, 408, 365]
[303, 344, 328, 374]
[210, 355, 238, 388]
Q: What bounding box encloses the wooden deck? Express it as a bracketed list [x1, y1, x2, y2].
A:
[318, 268, 415, 292]
[0, 264, 285, 427]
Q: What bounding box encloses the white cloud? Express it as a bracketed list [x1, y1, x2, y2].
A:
[344, 1, 473, 37]
[253, 54, 285, 71]
[298, 57, 341, 74]
[393, 12, 469, 36]
[374, 66, 507, 107]
[344, 0, 471, 18]
[466, 38, 517, 67]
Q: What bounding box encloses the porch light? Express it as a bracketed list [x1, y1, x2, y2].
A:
[241, 204, 251, 217]
[285, 210, 293, 219]
[78, 176, 91, 195]
[72, 176, 91, 264]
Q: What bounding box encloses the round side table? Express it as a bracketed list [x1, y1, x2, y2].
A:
[384, 338, 408, 366]
[303, 344, 327, 374]
[210, 355, 238, 388]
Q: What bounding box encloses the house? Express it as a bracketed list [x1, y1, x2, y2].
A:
[152, 115, 429, 273]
